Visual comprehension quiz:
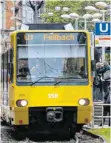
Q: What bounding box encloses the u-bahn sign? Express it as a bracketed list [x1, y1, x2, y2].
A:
[95, 22, 111, 35]
[95, 22, 111, 47]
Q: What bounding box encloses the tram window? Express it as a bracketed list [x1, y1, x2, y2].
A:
[6, 51, 8, 91]
[8, 50, 10, 84]
[9, 49, 14, 83]
[10, 49, 13, 63]
[17, 33, 26, 45]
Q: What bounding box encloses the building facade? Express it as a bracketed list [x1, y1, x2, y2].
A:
[5, 0, 14, 30]
[22, 0, 45, 24]
[15, 0, 22, 30]
[0, 0, 4, 55]
[22, 0, 33, 24]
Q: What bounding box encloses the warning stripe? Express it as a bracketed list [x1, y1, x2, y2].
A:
[99, 37, 111, 40]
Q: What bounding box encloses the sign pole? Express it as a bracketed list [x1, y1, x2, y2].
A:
[102, 46, 105, 62]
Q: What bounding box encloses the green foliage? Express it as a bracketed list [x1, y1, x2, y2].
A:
[41, 0, 94, 22]
[41, 0, 110, 29]
[89, 128, 110, 143]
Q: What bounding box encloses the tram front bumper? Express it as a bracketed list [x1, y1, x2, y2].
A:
[11, 106, 92, 125]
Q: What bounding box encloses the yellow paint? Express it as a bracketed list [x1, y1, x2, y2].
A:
[77, 106, 92, 123]
[9, 84, 14, 107]
[14, 86, 92, 107]
[13, 107, 28, 125]
[11, 33, 14, 48]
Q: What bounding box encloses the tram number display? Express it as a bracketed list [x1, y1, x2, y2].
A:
[48, 93, 58, 99]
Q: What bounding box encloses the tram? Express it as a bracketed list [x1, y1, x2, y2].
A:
[1, 28, 93, 135]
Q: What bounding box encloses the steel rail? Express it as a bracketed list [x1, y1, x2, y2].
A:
[74, 134, 80, 143]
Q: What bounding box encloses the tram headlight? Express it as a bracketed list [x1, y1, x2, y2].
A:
[78, 98, 89, 106]
[16, 100, 28, 107]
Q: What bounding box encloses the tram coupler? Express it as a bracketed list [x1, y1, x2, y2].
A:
[46, 107, 63, 122]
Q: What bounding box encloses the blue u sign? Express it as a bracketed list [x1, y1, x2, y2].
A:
[95, 22, 111, 35]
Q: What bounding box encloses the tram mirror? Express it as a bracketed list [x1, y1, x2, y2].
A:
[17, 33, 26, 45]
[77, 32, 86, 44]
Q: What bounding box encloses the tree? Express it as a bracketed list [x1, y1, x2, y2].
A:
[15, 0, 44, 20]
[15, 1, 22, 16]
[27, 0, 44, 23]
[41, 0, 110, 29]
[42, 1, 94, 23]
[28, 0, 44, 11]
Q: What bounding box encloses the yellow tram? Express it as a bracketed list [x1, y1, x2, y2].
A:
[1, 30, 93, 134]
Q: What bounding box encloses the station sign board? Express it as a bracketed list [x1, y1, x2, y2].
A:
[95, 22, 110, 35]
[95, 35, 111, 47]
[95, 22, 111, 47]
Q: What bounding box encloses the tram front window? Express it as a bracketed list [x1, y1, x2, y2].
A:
[16, 32, 88, 85]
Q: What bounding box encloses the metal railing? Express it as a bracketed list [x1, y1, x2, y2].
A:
[85, 103, 110, 129]
[92, 103, 110, 128]
[86, 77, 110, 128]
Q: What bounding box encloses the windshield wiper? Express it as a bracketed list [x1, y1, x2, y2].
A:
[30, 76, 54, 86]
[54, 80, 62, 86]
[63, 76, 81, 79]
[64, 76, 88, 81]
[54, 76, 84, 86]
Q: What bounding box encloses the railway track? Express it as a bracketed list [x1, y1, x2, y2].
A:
[1, 130, 105, 143]
[76, 128, 106, 143]
[1, 121, 106, 143]
[20, 136, 79, 143]
[26, 130, 105, 143]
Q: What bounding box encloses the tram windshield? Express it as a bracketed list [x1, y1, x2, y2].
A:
[16, 32, 88, 85]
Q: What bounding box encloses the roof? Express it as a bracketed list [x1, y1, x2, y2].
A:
[26, 23, 68, 30]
